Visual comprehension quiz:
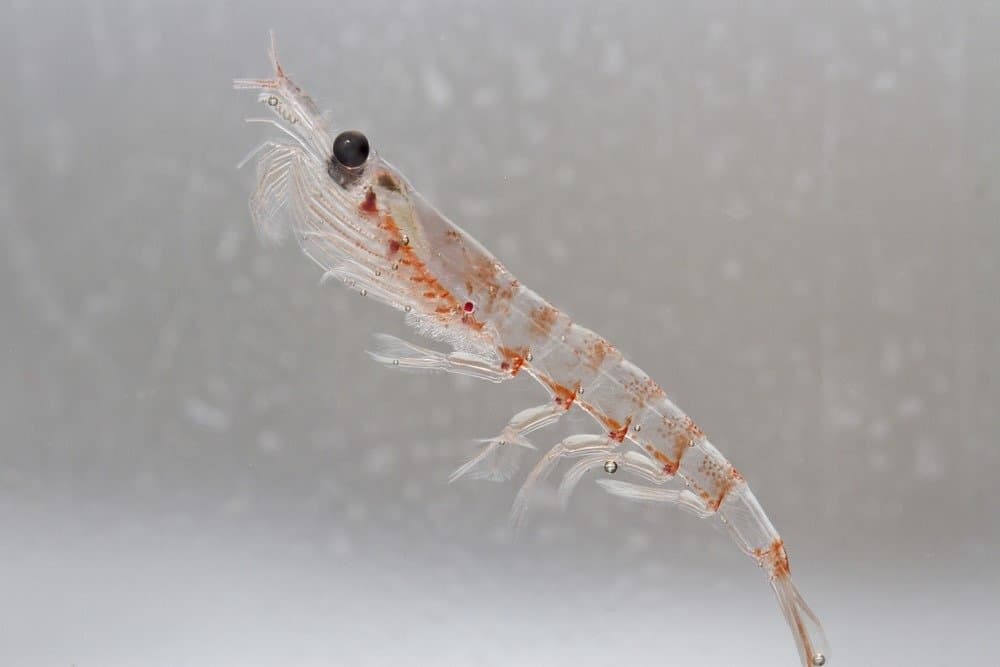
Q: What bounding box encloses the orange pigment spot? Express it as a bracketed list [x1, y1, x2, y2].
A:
[379, 213, 462, 320]
[710, 479, 735, 511]
[754, 539, 791, 578]
[696, 452, 736, 511]
[608, 416, 633, 443]
[584, 338, 614, 371]
[547, 379, 579, 409]
[529, 305, 559, 340]
[622, 377, 665, 407]
[460, 313, 484, 331]
[470, 257, 515, 311]
[648, 448, 679, 475]
[683, 415, 705, 440]
[673, 433, 692, 459]
[499, 347, 528, 375]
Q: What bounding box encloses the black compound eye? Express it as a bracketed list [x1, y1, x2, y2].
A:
[332, 130, 370, 169]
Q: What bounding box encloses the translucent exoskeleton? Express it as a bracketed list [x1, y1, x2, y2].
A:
[234, 33, 829, 667]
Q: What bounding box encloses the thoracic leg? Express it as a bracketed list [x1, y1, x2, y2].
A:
[509, 434, 618, 531]
[594, 450, 714, 518]
[367, 333, 511, 383]
[449, 402, 568, 483]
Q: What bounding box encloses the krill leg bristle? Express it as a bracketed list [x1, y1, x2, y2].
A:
[509, 434, 614, 533]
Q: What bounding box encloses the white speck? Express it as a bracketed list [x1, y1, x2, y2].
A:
[601, 40, 625, 75]
[829, 406, 862, 430]
[867, 418, 891, 441]
[704, 139, 734, 177]
[546, 238, 569, 265]
[502, 156, 531, 178]
[256, 430, 284, 454]
[880, 339, 903, 375]
[215, 224, 243, 263]
[363, 444, 397, 476]
[722, 197, 751, 221]
[747, 56, 772, 97]
[623, 530, 650, 553]
[230, 274, 252, 295]
[897, 395, 924, 418]
[935, 42, 965, 82]
[422, 65, 453, 109]
[707, 20, 728, 47]
[554, 163, 576, 188]
[220, 494, 252, 516]
[513, 50, 550, 101]
[871, 71, 897, 94]
[914, 440, 944, 480]
[497, 234, 520, 259]
[472, 86, 500, 108]
[401, 480, 423, 502]
[183, 397, 230, 431]
[45, 117, 75, 174]
[721, 258, 743, 281]
[326, 533, 354, 558]
[251, 254, 273, 278]
[932, 375, 951, 394]
[868, 446, 888, 471]
[344, 501, 368, 522]
[458, 197, 490, 218]
[794, 170, 814, 193]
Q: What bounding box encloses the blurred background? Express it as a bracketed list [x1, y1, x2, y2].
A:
[2, 1, 997, 665]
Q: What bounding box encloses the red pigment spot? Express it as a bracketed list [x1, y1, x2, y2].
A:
[388, 239, 401, 254]
[463, 301, 475, 313]
[541, 376, 578, 409]
[709, 479, 734, 511]
[608, 416, 633, 443]
[360, 188, 377, 213]
[552, 383, 578, 408]
[647, 447, 679, 475]
[499, 347, 528, 375]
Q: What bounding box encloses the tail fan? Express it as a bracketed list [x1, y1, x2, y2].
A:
[771, 574, 830, 666]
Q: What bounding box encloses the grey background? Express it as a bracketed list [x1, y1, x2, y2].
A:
[2, 1, 997, 665]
